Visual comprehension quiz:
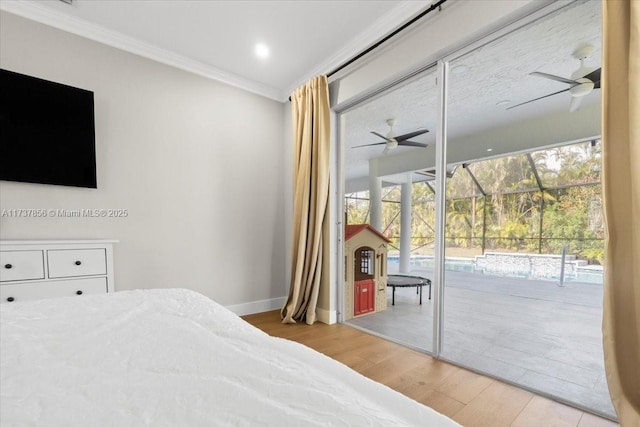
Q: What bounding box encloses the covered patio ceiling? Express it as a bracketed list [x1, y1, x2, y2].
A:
[343, 0, 601, 193]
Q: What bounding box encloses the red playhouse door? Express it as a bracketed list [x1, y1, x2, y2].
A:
[354, 279, 375, 316]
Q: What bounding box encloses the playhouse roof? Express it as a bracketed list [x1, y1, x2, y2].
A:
[345, 224, 390, 243]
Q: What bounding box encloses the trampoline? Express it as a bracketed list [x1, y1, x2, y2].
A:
[387, 274, 432, 305]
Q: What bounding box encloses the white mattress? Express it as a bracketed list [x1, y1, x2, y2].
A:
[0, 288, 459, 426]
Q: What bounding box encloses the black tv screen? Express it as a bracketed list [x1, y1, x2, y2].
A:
[0, 69, 97, 188]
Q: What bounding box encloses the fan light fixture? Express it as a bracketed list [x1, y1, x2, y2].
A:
[385, 119, 396, 137]
[571, 45, 595, 79]
[569, 79, 595, 97]
[571, 62, 595, 80]
[507, 44, 600, 113]
[352, 119, 429, 153]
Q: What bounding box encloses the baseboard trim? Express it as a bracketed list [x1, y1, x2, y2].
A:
[226, 297, 286, 317]
[317, 307, 337, 325]
[228, 297, 336, 325]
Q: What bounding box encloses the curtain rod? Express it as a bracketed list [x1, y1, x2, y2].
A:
[288, 0, 448, 101]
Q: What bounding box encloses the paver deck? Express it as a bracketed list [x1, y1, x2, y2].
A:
[346, 268, 616, 420]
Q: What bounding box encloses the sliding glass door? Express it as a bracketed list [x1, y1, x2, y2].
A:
[341, 67, 439, 354]
[440, 0, 613, 418]
[338, 0, 612, 419]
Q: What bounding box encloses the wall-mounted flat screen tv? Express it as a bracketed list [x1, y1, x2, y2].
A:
[0, 69, 97, 188]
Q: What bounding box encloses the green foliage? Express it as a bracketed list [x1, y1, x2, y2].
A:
[345, 192, 370, 225]
[345, 141, 604, 264]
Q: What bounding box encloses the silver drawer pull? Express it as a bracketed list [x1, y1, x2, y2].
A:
[75, 261, 82, 266]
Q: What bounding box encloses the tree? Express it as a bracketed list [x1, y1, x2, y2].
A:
[344, 141, 604, 263]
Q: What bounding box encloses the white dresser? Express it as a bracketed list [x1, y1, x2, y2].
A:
[0, 240, 116, 303]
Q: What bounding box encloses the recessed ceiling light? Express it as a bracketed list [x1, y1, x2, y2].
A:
[452, 64, 468, 74]
[255, 43, 270, 59]
[487, 148, 493, 152]
[496, 100, 511, 107]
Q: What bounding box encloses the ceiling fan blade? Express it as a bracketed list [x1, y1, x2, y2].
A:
[370, 131, 391, 141]
[582, 68, 601, 86]
[569, 96, 583, 112]
[506, 88, 571, 110]
[398, 140, 428, 147]
[353, 142, 388, 148]
[530, 71, 577, 85]
[394, 129, 429, 141]
[383, 146, 390, 155]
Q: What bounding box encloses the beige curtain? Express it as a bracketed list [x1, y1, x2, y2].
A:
[281, 75, 330, 325]
[601, 0, 640, 424]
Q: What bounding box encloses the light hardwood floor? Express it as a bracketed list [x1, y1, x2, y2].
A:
[242, 310, 618, 427]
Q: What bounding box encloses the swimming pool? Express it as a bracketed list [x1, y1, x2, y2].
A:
[387, 255, 603, 284]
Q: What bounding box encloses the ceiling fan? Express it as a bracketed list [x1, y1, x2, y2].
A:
[354, 119, 429, 154]
[507, 45, 601, 112]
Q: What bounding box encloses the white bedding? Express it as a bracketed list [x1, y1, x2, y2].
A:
[1, 288, 459, 426]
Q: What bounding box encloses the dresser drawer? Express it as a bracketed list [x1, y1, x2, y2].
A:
[0, 277, 107, 303]
[47, 249, 107, 278]
[0, 251, 45, 282]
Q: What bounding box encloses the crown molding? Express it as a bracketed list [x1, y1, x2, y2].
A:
[0, 0, 282, 101]
[281, 0, 432, 100]
[2, 0, 436, 103]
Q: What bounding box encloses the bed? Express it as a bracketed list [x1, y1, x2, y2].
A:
[0, 288, 459, 426]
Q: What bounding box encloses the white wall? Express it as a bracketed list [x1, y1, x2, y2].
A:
[0, 12, 287, 312]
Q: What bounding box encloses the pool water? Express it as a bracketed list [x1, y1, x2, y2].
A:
[387, 255, 603, 284]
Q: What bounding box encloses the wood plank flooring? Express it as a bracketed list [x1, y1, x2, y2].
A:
[242, 310, 618, 427]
